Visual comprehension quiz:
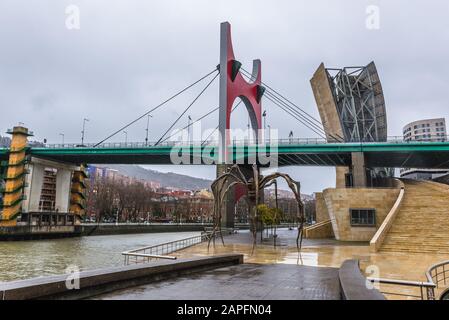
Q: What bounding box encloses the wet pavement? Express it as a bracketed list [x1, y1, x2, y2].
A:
[94, 263, 340, 300]
[86, 228, 448, 300]
[173, 229, 449, 299]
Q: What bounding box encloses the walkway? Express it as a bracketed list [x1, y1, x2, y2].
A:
[90, 228, 448, 300]
[175, 228, 449, 299]
[94, 263, 340, 300]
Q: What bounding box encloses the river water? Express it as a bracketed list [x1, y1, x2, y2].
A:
[0, 232, 200, 282]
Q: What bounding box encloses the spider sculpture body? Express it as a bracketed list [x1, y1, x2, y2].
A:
[209, 164, 305, 253]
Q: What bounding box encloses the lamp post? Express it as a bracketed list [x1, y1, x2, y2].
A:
[123, 131, 128, 144]
[267, 124, 271, 142]
[188, 115, 192, 145]
[81, 118, 89, 146]
[247, 115, 251, 142]
[145, 114, 153, 146]
[262, 110, 267, 142]
[59, 133, 65, 145]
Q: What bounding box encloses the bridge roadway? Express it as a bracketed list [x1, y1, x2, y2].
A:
[1, 139, 449, 168]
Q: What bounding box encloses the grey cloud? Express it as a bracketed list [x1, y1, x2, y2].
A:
[1, 0, 448, 193]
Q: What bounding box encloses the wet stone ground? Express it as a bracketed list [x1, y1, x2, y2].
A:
[93, 263, 340, 300]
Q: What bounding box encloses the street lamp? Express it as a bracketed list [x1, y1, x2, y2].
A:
[262, 110, 267, 142]
[123, 131, 128, 144]
[145, 114, 153, 146]
[188, 115, 192, 145]
[59, 133, 65, 145]
[267, 124, 271, 142]
[81, 118, 89, 146]
[262, 110, 267, 130]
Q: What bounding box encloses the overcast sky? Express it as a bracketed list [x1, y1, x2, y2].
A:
[1, 1, 449, 193]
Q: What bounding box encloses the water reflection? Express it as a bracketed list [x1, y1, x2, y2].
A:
[0, 232, 200, 282]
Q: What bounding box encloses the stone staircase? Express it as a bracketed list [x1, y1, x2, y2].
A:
[304, 219, 334, 239]
[380, 179, 449, 254]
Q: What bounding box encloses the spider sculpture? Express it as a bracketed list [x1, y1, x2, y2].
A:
[208, 164, 305, 253]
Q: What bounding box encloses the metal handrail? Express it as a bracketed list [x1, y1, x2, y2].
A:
[81, 222, 214, 226]
[426, 260, 449, 289]
[123, 252, 177, 261]
[36, 135, 449, 149]
[367, 277, 436, 300]
[122, 231, 214, 265]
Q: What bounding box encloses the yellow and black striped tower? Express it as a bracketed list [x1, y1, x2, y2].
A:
[70, 164, 88, 223]
[0, 126, 32, 227]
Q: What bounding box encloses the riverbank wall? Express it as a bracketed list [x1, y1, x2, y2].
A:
[79, 223, 213, 236]
[0, 254, 244, 300]
[0, 223, 256, 240]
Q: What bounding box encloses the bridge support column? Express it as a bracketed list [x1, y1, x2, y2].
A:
[216, 164, 235, 229]
[336, 167, 350, 188]
[0, 126, 32, 226]
[70, 166, 88, 223]
[24, 162, 44, 212]
[55, 168, 72, 213]
[21, 157, 80, 226]
[351, 152, 367, 187]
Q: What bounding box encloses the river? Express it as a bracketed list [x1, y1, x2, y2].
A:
[0, 231, 201, 282]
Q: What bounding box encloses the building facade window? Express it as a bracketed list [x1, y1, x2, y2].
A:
[350, 209, 376, 227]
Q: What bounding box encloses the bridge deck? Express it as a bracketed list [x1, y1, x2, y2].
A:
[1, 141, 449, 168]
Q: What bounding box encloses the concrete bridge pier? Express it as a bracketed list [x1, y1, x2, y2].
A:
[22, 157, 79, 214]
[335, 152, 368, 188]
[350, 152, 367, 188]
[0, 125, 87, 238]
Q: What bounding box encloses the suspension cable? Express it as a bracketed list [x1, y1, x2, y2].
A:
[94, 68, 219, 147]
[264, 88, 343, 142]
[265, 90, 327, 135]
[240, 68, 343, 142]
[158, 105, 219, 144]
[239, 70, 326, 137]
[264, 94, 327, 139]
[241, 68, 323, 126]
[201, 100, 243, 145]
[267, 90, 343, 142]
[154, 72, 220, 146]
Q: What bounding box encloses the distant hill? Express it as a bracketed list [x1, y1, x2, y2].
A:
[103, 165, 212, 190]
[264, 188, 314, 201]
[96, 165, 314, 198]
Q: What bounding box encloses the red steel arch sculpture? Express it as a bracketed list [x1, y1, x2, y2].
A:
[212, 23, 305, 253]
[218, 21, 265, 163]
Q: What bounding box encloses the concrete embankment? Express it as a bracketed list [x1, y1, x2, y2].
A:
[79, 223, 213, 236]
[0, 254, 244, 300]
[0, 224, 214, 240]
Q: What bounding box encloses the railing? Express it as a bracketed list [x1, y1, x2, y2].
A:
[367, 260, 449, 300]
[426, 260, 449, 293]
[122, 231, 214, 265]
[36, 135, 449, 149]
[367, 277, 436, 300]
[40, 139, 331, 149]
[369, 180, 405, 252]
[81, 222, 214, 226]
